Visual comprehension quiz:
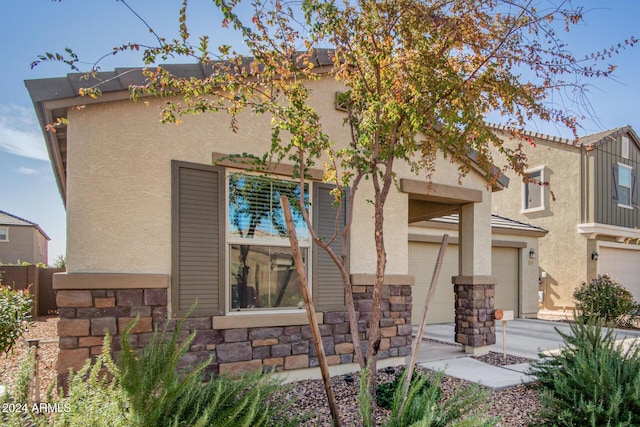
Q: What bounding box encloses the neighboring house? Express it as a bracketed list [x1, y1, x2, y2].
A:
[0, 210, 50, 265]
[26, 53, 532, 383]
[492, 125, 640, 308]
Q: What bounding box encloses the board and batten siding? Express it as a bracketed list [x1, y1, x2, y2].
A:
[312, 182, 348, 311]
[172, 161, 226, 316]
[593, 133, 640, 228]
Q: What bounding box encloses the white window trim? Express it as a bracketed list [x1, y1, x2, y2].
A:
[0, 227, 8, 242]
[224, 170, 313, 315]
[622, 136, 630, 160]
[521, 166, 546, 214]
[617, 162, 633, 210]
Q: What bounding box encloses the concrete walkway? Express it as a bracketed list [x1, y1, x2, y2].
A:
[412, 319, 640, 390]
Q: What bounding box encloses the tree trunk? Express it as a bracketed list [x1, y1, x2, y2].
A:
[398, 234, 449, 417]
[281, 197, 342, 427]
[366, 196, 386, 401]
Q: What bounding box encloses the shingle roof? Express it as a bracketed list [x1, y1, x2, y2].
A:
[0, 210, 51, 240]
[577, 125, 640, 149]
[429, 213, 548, 234]
[25, 49, 338, 104]
[489, 123, 640, 150]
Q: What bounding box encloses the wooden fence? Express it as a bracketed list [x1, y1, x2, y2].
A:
[0, 265, 64, 317]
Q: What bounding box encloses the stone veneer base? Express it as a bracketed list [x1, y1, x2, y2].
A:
[55, 278, 413, 388]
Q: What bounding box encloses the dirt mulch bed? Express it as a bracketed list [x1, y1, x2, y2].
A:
[288, 367, 541, 426]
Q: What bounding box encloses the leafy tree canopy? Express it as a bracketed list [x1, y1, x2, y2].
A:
[36, 1, 636, 419]
[37, 0, 637, 186]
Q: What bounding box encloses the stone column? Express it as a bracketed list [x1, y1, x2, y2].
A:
[452, 275, 496, 355]
[454, 198, 495, 355]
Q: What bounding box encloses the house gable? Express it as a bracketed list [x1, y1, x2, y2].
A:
[0, 210, 50, 265]
[590, 127, 640, 229]
[490, 124, 640, 228]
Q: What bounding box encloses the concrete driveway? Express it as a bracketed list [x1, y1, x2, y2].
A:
[418, 318, 640, 359]
[411, 319, 640, 389]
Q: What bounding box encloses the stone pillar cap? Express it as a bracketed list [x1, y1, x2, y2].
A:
[452, 275, 496, 285]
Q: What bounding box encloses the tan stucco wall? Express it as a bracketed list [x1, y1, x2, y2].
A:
[0, 226, 46, 265]
[491, 134, 587, 307]
[351, 154, 491, 275]
[65, 77, 493, 278]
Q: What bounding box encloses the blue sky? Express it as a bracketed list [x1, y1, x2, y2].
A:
[1, 0, 639, 263]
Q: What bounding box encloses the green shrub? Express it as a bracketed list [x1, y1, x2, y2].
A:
[359, 366, 497, 427]
[376, 367, 441, 410]
[117, 315, 301, 427]
[529, 318, 640, 426]
[0, 285, 34, 355]
[48, 334, 131, 427]
[573, 274, 636, 327]
[383, 369, 497, 427]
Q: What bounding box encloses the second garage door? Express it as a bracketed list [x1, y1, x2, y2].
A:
[598, 245, 640, 300]
[409, 241, 519, 325]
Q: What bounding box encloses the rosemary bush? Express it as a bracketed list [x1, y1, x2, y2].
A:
[530, 317, 640, 426]
[359, 366, 497, 427]
[117, 315, 301, 427]
[48, 334, 131, 427]
[376, 367, 441, 410]
[384, 369, 497, 427]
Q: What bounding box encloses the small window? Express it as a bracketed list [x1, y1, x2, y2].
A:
[227, 172, 310, 311]
[622, 136, 630, 159]
[617, 163, 633, 208]
[0, 228, 7, 241]
[522, 167, 545, 212]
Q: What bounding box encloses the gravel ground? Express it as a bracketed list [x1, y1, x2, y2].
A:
[286, 365, 541, 426]
[1, 317, 542, 426]
[0, 316, 58, 399]
[472, 351, 532, 366]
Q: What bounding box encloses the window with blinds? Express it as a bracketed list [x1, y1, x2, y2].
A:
[227, 173, 310, 310]
[172, 161, 347, 317]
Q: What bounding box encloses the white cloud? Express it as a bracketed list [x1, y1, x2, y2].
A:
[18, 167, 38, 175]
[0, 105, 49, 161]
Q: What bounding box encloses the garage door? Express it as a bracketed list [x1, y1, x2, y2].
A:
[409, 242, 458, 324]
[409, 242, 519, 325]
[598, 246, 640, 300]
[492, 247, 519, 316]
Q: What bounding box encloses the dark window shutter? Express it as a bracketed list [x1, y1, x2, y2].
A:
[312, 183, 348, 310]
[632, 169, 638, 207]
[612, 163, 619, 202]
[172, 161, 225, 316]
